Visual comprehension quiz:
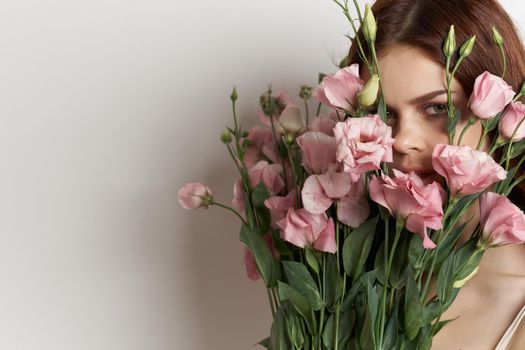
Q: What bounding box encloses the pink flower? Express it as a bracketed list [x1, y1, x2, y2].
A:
[243, 126, 279, 168]
[302, 171, 351, 214]
[432, 144, 507, 196]
[498, 100, 525, 142]
[301, 172, 370, 227]
[178, 182, 214, 210]
[232, 161, 285, 212]
[243, 234, 279, 281]
[277, 208, 337, 253]
[468, 71, 515, 119]
[307, 111, 340, 136]
[297, 131, 338, 175]
[334, 115, 395, 182]
[479, 192, 525, 247]
[312, 64, 364, 113]
[369, 170, 445, 249]
[337, 176, 370, 228]
[264, 189, 298, 228]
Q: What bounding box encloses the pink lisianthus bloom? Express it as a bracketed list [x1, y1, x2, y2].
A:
[232, 161, 285, 212]
[307, 111, 340, 136]
[369, 170, 445, 249]
[178, 182, 214, 210]
[432, 144, 507, 197]
[479, 192, 525, 247]
[468, 71, 515, 119]
[277, 208, 337, 253]
[301, 171, 352, 214]
[498, 100, 525, 142]
[243, 126, 280, 169]
[243, 234, 279, 281]
[337, 176, 371, 228]
[264, 189, 298, 229]
[334, 115, 395, 182]
[297, 131, 339, 175]
[312, 64, 364, 114]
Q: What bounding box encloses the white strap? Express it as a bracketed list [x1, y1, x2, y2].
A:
[495, 304, 525, 349]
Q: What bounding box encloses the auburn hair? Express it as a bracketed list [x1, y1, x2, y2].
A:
[347, 0, 525, 206]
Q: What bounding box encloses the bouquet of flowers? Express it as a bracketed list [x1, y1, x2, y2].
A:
[179, 1, 525, 349]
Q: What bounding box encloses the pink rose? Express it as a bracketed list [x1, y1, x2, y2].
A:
[479, 192, 525, 247]
[277, 208, 337, 253]
[334, 115, 395, 182]
[432, 144, 507, 196]
[232, 161, 285, 212]
[468, 71, 515, 119]
[369, 170, 445, 249]
[307, 111, 340, 136]
[312, 64, 364, 113]
[498, 100, 525, 142]
[178, 182, 214, 210]
[296, 131, 338, 175]
[264, 189, 298, 228]
[243, 234, 279, 281]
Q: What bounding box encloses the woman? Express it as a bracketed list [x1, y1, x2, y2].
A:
[346, 0, 525, 348]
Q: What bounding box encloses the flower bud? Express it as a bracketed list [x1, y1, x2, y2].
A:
[299, 85, 313, 100]
[443, 25, 456, 57]
[357, 74, 380, 108]
[492, 26, 504, 46]
[362, 5, 377, 43]
[460, 35, 476, 57]
[220, 129, 233, 144]
[178, 182, 214, 210]
[453, 266, 479, 288]
[230, 87, 238, 102]
[318, 73, 326, 84]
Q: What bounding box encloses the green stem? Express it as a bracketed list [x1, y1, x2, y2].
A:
[379, 221, 402, 348]
[211, 201, 248, 226]
[304, 99, 310, 125]
[266, 287, 276, 316]
[499, 44, 507, 79]
[476, 122, 488, 150]
[268, 114, 290, 193]
[457, 119, 477, 146]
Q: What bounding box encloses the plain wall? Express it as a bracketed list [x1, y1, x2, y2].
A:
[1, 1, 523, 349]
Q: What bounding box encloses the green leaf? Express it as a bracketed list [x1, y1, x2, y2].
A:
[382, 303, 399, 350]
[283, 261, 323, 310]
[251, 182, 272, 232]
[366, 276, 379, 341]
[423, 299, 442, 325]
[404, 266, 423, 341]
[278, 282, 317, 336]
[431, 317, 459, 336]
[360, 306, 375, 350]
[305, 246, 320, 275]
[343, 216, 379, 279]
[510, 140, 525, 159]
[286, 309, 305, 350]
[239, 225, 275, 285]
[448, 110, 462, 136]
[269, 307, 291, 350]
[258, 337, 270, 349]
[407, 234, 424, 271]
[324, 254, 343, 310]
[437, 254, 455, 303]
[322, 310, 356, 349]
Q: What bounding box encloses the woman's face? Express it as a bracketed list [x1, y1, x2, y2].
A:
[370, 45, 490, 183]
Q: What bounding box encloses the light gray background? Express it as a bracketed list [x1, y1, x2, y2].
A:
[1, 1, 523, 349]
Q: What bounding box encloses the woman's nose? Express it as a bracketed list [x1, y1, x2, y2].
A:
[392, 118, 426, 155]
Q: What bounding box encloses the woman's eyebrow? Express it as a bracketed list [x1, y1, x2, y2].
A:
[409, 89, 454, 104]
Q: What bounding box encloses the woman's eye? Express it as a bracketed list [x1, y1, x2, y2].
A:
[424, 104, 448, 116]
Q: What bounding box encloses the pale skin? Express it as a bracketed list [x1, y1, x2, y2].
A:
[364, 45, 525, 349]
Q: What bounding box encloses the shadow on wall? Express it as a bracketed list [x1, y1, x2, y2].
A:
[181, 135, 272, 349]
